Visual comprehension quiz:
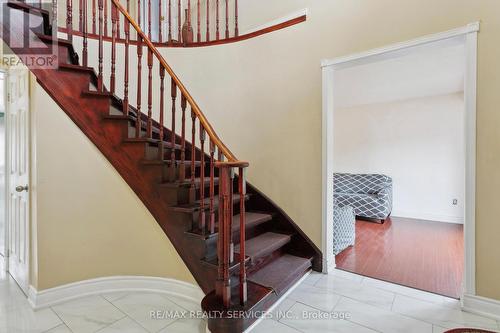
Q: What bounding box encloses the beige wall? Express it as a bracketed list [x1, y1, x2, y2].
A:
[30, 78, 195, 290]
[154, 0, 500, 300]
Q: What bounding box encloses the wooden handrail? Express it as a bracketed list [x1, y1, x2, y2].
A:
[111, 0, 240, 164]
[79, 0, 250, 308]
[215, 161, 249, 168]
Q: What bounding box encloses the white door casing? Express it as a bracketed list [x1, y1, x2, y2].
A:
[6, 67, 30, 294]
[321, 22, 479, 299]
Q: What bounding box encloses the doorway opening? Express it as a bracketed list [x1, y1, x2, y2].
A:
[322, 23, 478, 300]
[0, 71, 5, 263]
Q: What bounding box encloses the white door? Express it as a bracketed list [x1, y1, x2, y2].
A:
[5, 67, 30, 294]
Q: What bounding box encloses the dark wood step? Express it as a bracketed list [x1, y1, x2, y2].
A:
[103, 114, 169, 141]
[248, 254, 312, 294]
[202, 281, 274, 333]
[140, 159, 203, 166]
[170, 194, 250, 213]
[231, 212, 273, 233]
[30, 33, 79, 65]
[158, 176, 217, 189]
[186, 211, 273, 239]
[235, 232, 291, 261]
[34, 33, 72, 47]
[81, 89, 113, 98]
[201, 253, 251, 273]
[122, 137, 182, 150]
[59, 63, 96, 75]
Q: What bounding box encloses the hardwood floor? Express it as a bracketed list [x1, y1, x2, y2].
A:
[335, 216, 464, 298]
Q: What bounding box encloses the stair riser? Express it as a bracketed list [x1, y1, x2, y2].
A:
[173, 196, 248, 233]
[54, 70, 95, 101]
[285, 238, 321, 271]
[102, 119, 130, 141]
[122, 143, 195, 183]
[248, 248, 285, 276]
[155, 184, 188, 206]
[145, 145, 182, 161]
[58, 67, 98, 90]
[57, 46, 73, 66]
[157, 179, 222, 207]
[203, 222, 267, 262]
[111, 105, 203, 159]
[142, 162, 204, 183]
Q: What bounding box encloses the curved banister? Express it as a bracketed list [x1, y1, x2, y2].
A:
[72, 0, 250, 308]
[111, 0, 240, 163]
[58, 14, 307, 48]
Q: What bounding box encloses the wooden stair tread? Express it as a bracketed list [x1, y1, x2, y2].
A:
[170, 194, 250, 213]
[202, 281, 273, 313]
[122, 137, 182, 149]
[231, 212, 273, 233]
[59, 63, 96, 74]
[234, 232, 291, 260]
[140, 159, 203, 166]
[81, 89, 113, 98]
[103, 114, 168, 140]
[186, 211, 273, 239]
[34, 33, 72, 46]
[201, 253, 250, 272]
[248, 254, 312, 294]
[159, 176, 218, 189]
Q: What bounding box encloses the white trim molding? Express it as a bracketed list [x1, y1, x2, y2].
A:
[462, 294, 500, 321]
[463, 26, 478, 297]
[321, 22, 480, 68]
[28, 276, 204, 310]
[321, 22, 479, 295]
[321, 65, 335, 274]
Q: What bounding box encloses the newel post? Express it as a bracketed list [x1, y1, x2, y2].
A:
[216, 162, 249, 308]
[216, 164, 233, 308]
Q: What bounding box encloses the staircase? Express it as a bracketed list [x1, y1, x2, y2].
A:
[2, 1, 321, 332]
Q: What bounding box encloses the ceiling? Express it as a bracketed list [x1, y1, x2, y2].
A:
[334, 36, 465, 108]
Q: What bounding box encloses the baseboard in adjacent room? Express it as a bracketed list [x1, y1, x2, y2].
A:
[390, 212, 464, 224]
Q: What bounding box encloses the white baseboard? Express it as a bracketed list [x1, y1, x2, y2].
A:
[462, 293, 500, 321]
[28, 276, 204, 310]
[391, 211, 464, 224]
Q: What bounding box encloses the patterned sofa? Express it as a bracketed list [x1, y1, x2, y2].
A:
[333, 173, 393, 223]
[333, 202, 356, 255]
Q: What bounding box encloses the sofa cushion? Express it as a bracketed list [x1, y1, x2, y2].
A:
[333, 173, 392, 194]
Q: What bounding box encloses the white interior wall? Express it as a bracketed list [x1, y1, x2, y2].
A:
[334, 93, 465, 223]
